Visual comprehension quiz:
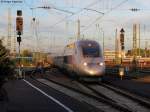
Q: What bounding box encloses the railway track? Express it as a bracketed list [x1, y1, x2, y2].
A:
[29, 68, 150, 112]
[78, 82, 150, 112]
[29, 70, 138, 112]
[32, 77, 132, 112]
[99, 83, 150, 107]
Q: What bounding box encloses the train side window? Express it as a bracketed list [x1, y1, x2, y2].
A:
[68, 55, 73, 64]
[64, 56, 68, 63]
[63, 55, 73, 64]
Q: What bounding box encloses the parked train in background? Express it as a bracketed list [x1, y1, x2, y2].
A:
[51, 40, 105, 81]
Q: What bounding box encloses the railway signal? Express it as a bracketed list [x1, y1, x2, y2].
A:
[16, 10, 23, 34]
[16, 10, 23, 42]
[120, 28, 125, 50]
[16, 10, 23, 78]
[16, 17, 23, 34]
[17, 36, 21, 44]
[120, 28, 125, 65]
[17, 10, 22, 16]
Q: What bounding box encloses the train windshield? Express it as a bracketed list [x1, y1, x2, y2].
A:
[81, 42, 102, 58]
[82, 47, 100, 57]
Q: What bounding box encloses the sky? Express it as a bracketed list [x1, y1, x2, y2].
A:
[0, 0, 150, 53]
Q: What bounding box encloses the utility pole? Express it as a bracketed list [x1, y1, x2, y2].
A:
[133, 24, 137, 59]
[77, 19, 80, 40]
[133, 24, 137, 71]
[138, 24, 140, 57]
[96, 24, 105, 54]
[145, 41, 148, 57]
[102, 30, 104, 55]
[7, 8, 12, 52]
[115, 29, 118, 64]
[13, 27, 16, 55]
[31, 18, 39, 52]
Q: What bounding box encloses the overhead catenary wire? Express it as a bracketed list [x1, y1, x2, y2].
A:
[24, 0, 103, 30]
[31, 6, 74, 15]
[48, 0, 103, 29]
[84, 8, 104, 15]
[81, 0, 129, 33]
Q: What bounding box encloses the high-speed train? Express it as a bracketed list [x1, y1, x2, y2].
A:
[53, 40, 105, 80]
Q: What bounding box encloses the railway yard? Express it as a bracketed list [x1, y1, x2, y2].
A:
[0, 1, 150, 112]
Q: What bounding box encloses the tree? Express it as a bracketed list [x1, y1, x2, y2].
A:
[21, 49, 32, 66]
[126, 49, 150, 57]
[0, 40, 15, 88]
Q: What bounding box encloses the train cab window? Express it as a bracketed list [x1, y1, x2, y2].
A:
[82, 47, 100, 57]
[79, 41, 102, 58]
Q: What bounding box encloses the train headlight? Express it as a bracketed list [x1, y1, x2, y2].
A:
[99, 62, 104, 66]
[89, 71, 94, 75]
[83, 62, 87, 66]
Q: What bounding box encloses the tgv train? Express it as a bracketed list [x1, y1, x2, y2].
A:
[53, 40, 105, 80]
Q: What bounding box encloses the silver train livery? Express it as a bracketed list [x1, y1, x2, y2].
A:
[53, 40, 105, 80]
